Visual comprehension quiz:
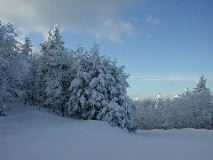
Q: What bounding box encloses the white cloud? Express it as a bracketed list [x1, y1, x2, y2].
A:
[146, 14, 160, 24]
[0, 0, 138, 42]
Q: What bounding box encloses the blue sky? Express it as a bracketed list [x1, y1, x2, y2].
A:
[1, 0, 213, 98]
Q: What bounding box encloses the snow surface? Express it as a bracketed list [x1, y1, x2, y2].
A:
[1, 103, 213, 160]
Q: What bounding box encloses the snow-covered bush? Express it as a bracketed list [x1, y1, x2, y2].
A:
[104, 99, 135, 131]
[134, 98, 155, 129]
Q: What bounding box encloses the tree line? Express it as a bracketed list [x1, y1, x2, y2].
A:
[1, 20, 212, 131]
[134, 76, 213, 129]
[0, 21, 135, 131]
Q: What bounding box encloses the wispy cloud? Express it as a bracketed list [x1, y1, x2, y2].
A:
[130, 74, 213, 81]
[121, 59, 213, 65]
[0, 0, 139, 43]
[146, 14, 160, 24]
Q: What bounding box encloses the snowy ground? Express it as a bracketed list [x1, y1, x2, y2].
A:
[1, 103, 213, 160]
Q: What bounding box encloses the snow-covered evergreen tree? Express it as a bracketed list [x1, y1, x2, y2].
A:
[0, 20, 29, 115]
[0, 20, 23, 102]
[194, 75, 207, 92]
[38, 25, 75, 114]
[23, 51, 41, 104]
[21, 37, 33, 59]
[192, 76, 212, 128]
[67, 45, 134, 130]
[19, 37, 34, 99]
[134, 76, 213, 129]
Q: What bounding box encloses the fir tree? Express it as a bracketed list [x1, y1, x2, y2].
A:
[67, 45, 134, 130]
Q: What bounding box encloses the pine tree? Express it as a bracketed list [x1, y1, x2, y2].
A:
[23, 52, 41, 104]
[20, 37, 34, 99]
[0, 21, 21, 101]
[21, 37, 33, 61]
[41, 25, 64, 55]
[67, 45, 135, 130]
[193, 76, 212, 128]
[38, 25, 75, 115]
[194, 75, 207, 92]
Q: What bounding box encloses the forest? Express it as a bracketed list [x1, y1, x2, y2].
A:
[1, 20, 213, 131]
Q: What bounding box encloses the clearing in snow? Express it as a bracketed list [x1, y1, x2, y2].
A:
[0, 103, 213, 160]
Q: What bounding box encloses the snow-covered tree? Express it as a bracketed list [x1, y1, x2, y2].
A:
[0, 20, 30, 115]
[38, 25, 76, 115]
[19, 37, 34, 99]
[23, 25, 76, 116]
[67, 45, 134, 130]
[21, 37, 33, 60]
[134, 76, 213, 129]
[192, 76, 212, 128]
[194, 75, 207, 92]
[41, 25, 64, 54]
[0, 20, 23, 102]
[44, 52, 75, 114]
[23, 52, 41, 104]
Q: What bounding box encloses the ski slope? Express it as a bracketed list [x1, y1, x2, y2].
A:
[0, 103, 213, 160]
